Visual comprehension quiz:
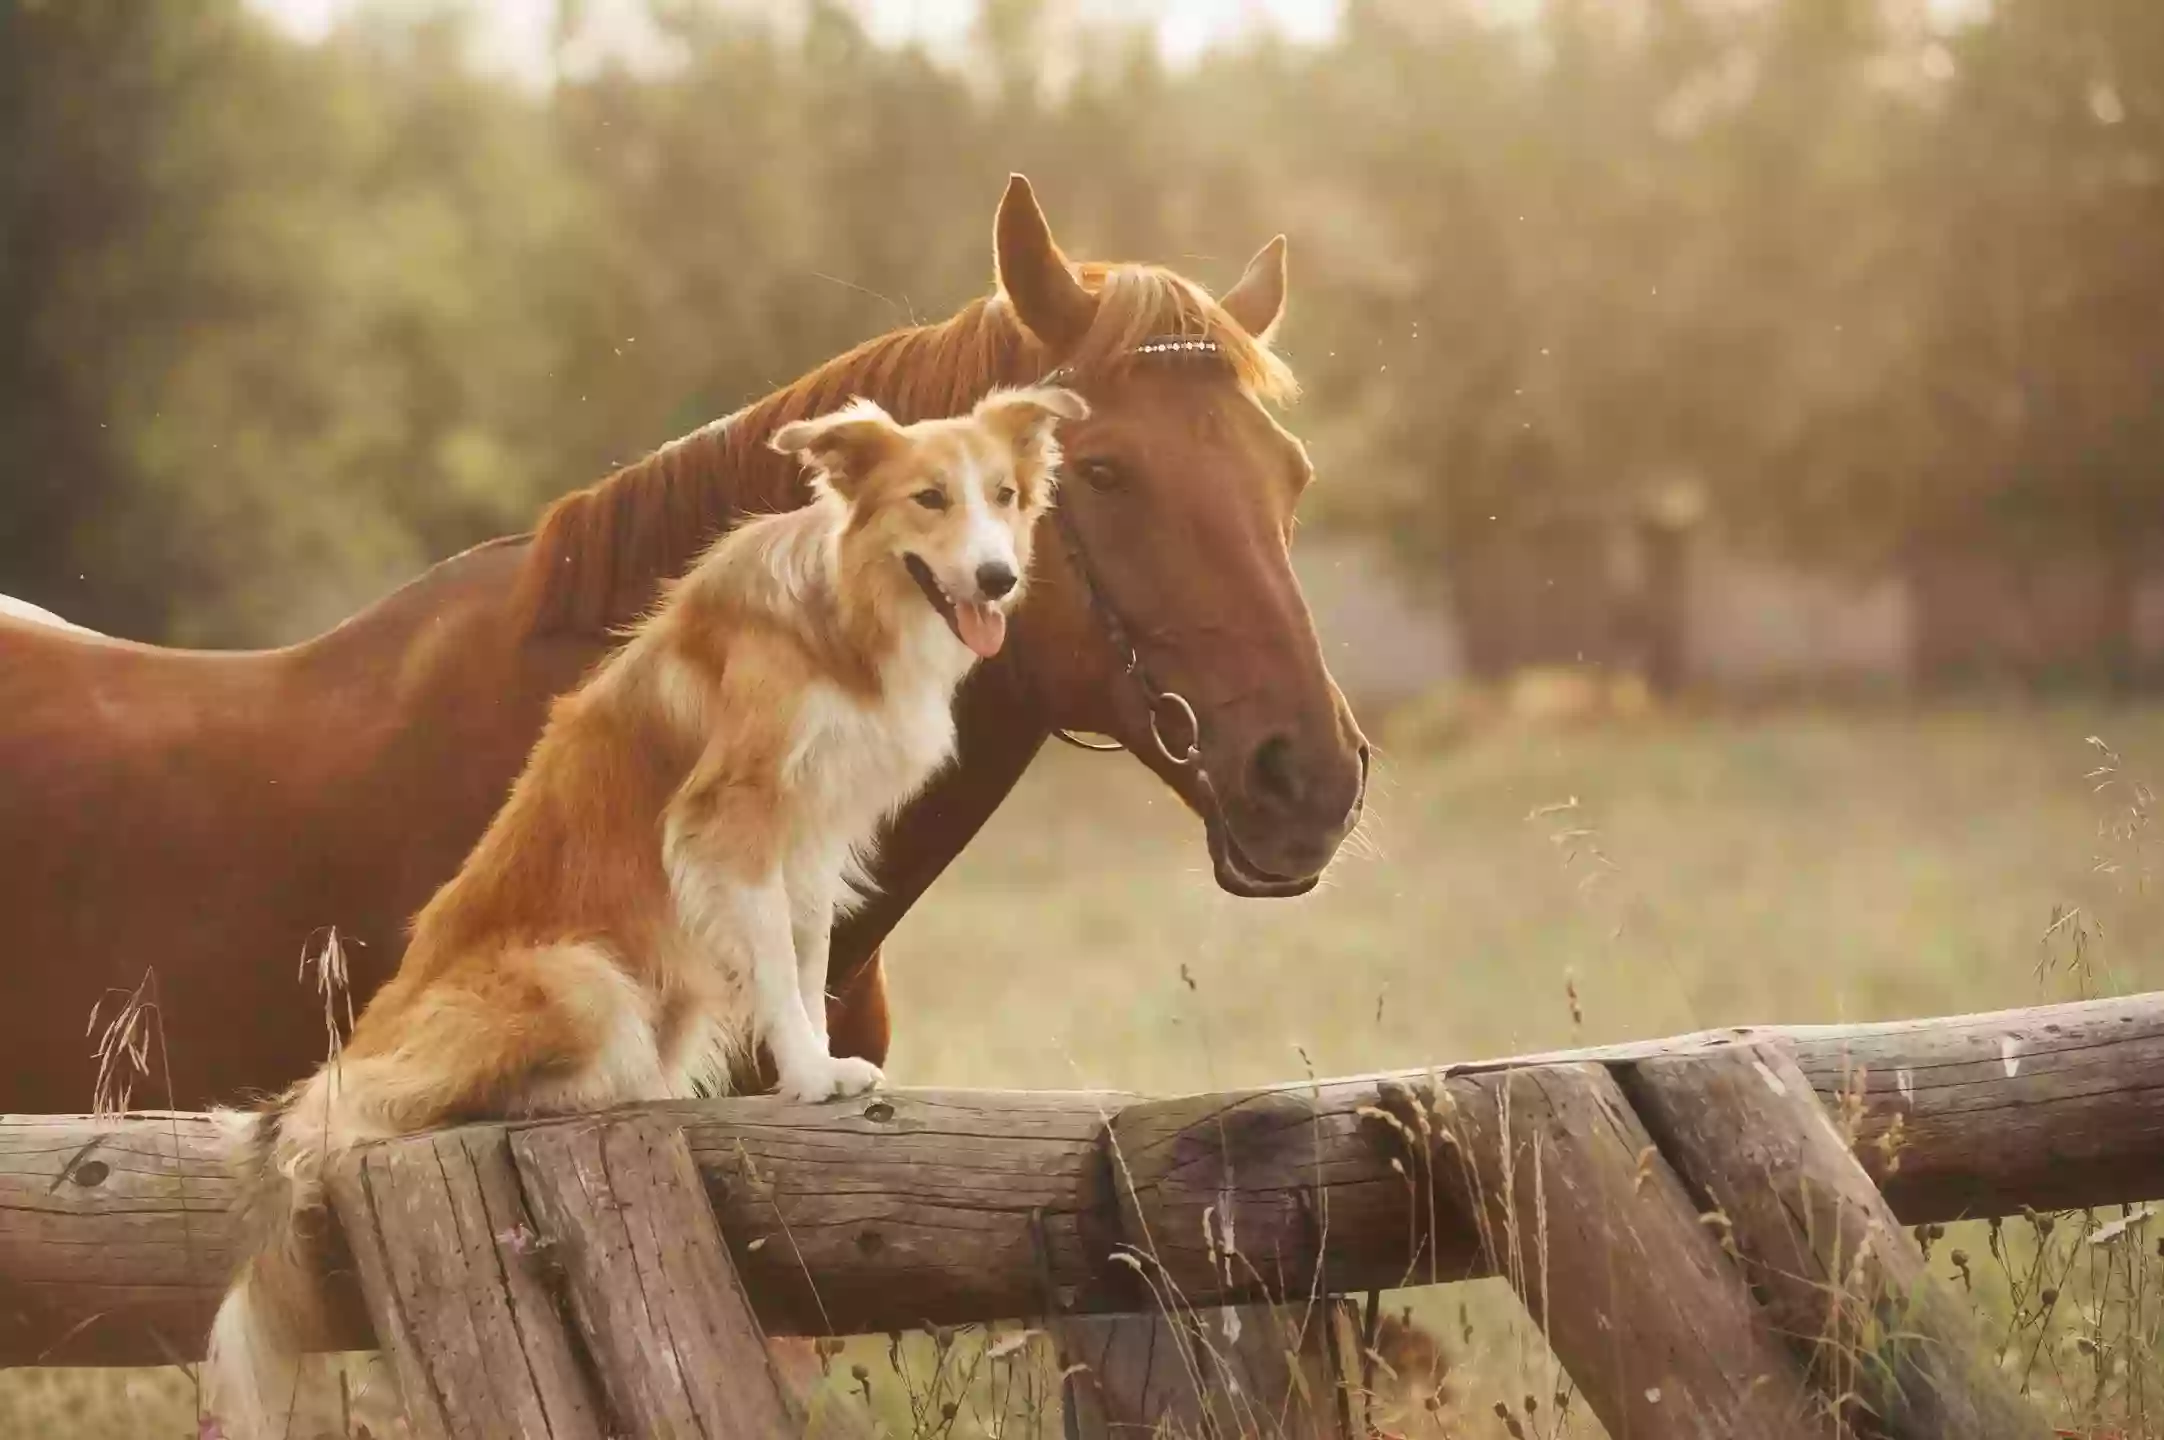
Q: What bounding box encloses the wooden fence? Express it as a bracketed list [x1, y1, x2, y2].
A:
[5, 993, 2162, 1437]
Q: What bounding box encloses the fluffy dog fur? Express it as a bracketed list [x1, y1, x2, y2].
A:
[202, 383, 1085, 1436]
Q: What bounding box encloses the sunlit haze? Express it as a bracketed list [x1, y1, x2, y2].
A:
[249, 0, 1347, 81]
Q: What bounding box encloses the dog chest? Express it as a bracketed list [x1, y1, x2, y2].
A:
[789, 680, 957, 820]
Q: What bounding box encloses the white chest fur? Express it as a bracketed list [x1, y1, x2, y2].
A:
[786, 634, 969, 853]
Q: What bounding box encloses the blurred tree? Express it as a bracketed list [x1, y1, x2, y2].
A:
[2, 0, 2158, 682]
[0, 0, 589, 643]
[0, 0, 286, 636]
[1897, 0, 2164, 683]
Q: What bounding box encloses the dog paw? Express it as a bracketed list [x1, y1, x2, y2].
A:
[777, 1055, 886, 1103]
[827, 1056, 885, 1097]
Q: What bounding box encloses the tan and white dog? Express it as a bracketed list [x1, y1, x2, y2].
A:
[202, 383, 1085, 1436]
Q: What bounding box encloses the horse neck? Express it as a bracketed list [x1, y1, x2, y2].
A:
[516, 299, 1040, 639]
[294, 533, 537, 671]
[505, 304, 1055, 919]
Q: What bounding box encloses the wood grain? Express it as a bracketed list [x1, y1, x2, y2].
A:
[1627, 1044, 2055, 1440]
[7, 992, 2161, 1368]
[509, 1115, 795, 1439]
[1371, 1064, 1832, 1440]
[323, 1125, 601, 1440]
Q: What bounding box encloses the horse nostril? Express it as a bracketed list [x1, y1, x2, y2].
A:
[975, 562, 1017, 600]
[1247, 734, 1304, 810]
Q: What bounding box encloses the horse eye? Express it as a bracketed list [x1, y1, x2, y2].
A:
[1073, 457, 1123, 492]
[995, 485, 1018, 507]
[913, 488, 949, 511]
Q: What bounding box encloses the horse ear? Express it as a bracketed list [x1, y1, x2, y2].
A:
[994, 175, 1096, 353]
[769, 398, 903, 499]
[1220, 235, 1288, 343]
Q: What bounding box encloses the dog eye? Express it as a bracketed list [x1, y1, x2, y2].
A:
[995, 485, 1018, 507]
[913, 489, 950, 511]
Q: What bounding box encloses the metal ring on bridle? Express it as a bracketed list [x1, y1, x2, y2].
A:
[1149, 690, 1200, 767]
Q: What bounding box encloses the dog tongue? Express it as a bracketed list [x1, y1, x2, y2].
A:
[954, 601, 1006, 659]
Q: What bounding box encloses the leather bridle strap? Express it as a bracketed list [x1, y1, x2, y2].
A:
[1045, 497, 1201, 769]
[1036, 338, 1220, 771]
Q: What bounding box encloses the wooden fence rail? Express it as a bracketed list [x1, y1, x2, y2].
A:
[5, 992, 2160, 1375]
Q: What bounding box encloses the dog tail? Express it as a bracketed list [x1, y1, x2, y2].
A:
[203, 1067, 351, 1439]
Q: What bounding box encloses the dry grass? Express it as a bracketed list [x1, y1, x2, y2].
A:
[10, 701, 2164, 1437]
[894, 702, 2164, 1094]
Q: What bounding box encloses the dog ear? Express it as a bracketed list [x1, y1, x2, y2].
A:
[975, 387, 1088, 508]
[973, 385, 1090, 446]
[769, 398, 904, 499]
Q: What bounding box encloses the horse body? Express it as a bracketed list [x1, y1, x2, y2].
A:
[0, 593, 94, 633]
[1, 177, 1367, 1113]
[0, 541, 586, 1110]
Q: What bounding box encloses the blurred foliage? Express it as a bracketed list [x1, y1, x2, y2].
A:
[0, 0, 2160, 644]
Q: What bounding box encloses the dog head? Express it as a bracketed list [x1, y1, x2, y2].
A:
[770, 385, 1087, 658]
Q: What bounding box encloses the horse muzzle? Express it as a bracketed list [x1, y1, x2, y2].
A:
[1206, 739, 1370, 898]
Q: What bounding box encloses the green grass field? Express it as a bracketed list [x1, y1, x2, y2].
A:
[10, 702, 2163, 1437]
[889, 702, 2164, 1094]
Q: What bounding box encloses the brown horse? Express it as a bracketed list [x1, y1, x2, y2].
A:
[0, 176, 1367, 1114]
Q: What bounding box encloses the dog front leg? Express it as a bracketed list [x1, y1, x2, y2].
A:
[670, 741, 881, 1104]
[788, 866, 839, 1053]
[727, 871, 874, 1103]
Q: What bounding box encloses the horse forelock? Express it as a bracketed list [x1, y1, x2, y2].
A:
[514, 261, 1294, 638]
[1063, 263, 1298, 405]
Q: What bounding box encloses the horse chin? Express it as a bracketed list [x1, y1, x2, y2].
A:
[1205, 814, 1324, 899]
[1205, 743, 1370, 900]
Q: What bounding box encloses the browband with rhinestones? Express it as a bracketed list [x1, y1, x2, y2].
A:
[1041, 336, 1224, 386]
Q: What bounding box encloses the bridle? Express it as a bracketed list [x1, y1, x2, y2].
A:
[1045, 492, 1204, 767]
[1037, 338, 1216, 776]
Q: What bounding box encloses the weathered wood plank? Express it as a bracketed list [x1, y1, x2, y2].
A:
[323, 1126, 603, 1440]
[1626, 1044, 2055, 1440]
[509, 1115, 795, 1440]
[1367, 1064, 1832, 1440]
[661, 1089, 1135, 1337]
[0, 1111, 234, 1366]
[1106, 1078, 1485, 1305]
[1780, 1002, 2164, 1221]
[7, 992, 2162, 1367]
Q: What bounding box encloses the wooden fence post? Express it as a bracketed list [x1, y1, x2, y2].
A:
[509, 1113, 797, 1440]
[322, 1125, 602, 1440]
[18, 995, 2164, 1369]
[1625, 1042, 2056, 1440]
[1374, 1063, 1834, 1440]
[1070, 1087, 1368, 1438]
[1053, 1302, 1359, 1439]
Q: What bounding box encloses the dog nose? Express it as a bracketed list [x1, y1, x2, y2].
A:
[975, 562, 1017, 600]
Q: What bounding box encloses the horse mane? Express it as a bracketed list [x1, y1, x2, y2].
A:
[513, 262, 1297, 637]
